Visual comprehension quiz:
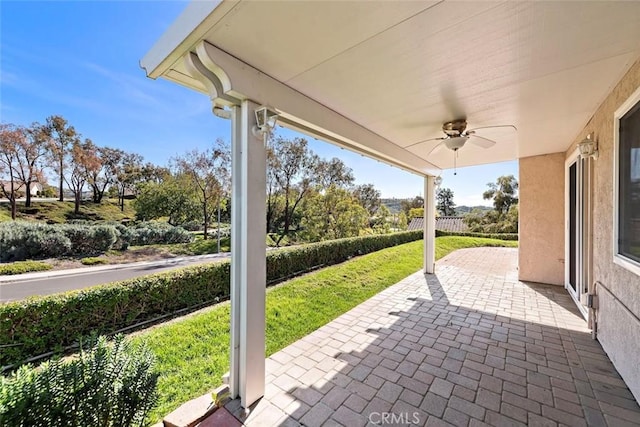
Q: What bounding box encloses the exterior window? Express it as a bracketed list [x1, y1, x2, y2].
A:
[617, 97, 640, 268]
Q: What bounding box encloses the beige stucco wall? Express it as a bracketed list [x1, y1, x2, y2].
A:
[565, 58, 640, 401]
[519, 153, 566, 286]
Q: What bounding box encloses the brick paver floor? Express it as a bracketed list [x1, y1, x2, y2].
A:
[223, 247, 640, 426]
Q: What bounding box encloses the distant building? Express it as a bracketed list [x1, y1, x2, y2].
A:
[407, 216, 468, 233]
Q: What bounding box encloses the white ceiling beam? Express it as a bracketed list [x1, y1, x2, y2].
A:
[194, 41, 440, 177]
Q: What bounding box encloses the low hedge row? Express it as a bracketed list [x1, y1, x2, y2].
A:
[0, 230, 422, 367]
[266, 230, 422, 283]
[435, 229, 518, 241]
[0, 261, 52, 276]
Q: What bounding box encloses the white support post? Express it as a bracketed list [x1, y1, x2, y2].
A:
[229, 100, 267, 408]
[229, 105, 242, 399]
[424, 176, 436, 274]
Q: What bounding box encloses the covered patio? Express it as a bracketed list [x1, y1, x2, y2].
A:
[142, 0, 640, 422]
[215, 247, 639, 426]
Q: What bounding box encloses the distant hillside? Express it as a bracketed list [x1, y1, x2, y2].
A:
[382, 198, 492, 216]
[381, 198, 407, 214]
[456, 205, 492, 216]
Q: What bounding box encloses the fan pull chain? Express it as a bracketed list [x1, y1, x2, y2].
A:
[454, 150, 457, 175]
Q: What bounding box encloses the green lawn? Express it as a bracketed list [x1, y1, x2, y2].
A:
[134, 236, 517, 422]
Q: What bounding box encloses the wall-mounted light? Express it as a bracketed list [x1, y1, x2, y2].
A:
[252, 106, 279, 138]
[578, 133, 598, 159]
[212, 104, 232, 120]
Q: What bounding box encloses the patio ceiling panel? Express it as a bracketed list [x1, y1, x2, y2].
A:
[281, 1, 640, 168]
[200, 1, 441, 83]
[142, 0, 640, 171]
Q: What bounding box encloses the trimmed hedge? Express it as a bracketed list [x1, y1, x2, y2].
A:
[0, 230, 422, 367]
[266, 230, 423, 283]
[0, 260, 52, 276]
[435, 229, 518, 241]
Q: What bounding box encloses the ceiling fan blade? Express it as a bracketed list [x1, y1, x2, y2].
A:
[404, 137, 446, 149]
[469, 135, 496, 148]
[428, 140, 447, 156]
[467, 124, 517, 133]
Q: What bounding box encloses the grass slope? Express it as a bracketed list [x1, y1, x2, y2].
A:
[135, 236, 517, 422]
[0, 199, 135, 223]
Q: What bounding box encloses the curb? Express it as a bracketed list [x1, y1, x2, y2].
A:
[0, 252, 231, 284]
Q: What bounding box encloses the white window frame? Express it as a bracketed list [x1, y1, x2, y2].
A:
[613, 85, 640, 276]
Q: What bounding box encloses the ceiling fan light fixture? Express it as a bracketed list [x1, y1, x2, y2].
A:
[444, 136, 468, 151]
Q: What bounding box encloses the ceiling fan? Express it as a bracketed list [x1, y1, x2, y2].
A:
[406, 119, 517, 174]
[407, 119, 517, 153]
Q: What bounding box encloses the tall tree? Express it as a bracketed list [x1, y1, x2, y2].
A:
[87, 146, 124, 203]
[266, 147, 283, 234]
[140, 162, 170, 185]
[400, 195, 424, 217]
[134, 174, 200, 225]
[172, 140, 230, 240]
[14, 123, 49, 207]
[44, 115, 79, 201]
[408, 207, 424, 219]
[301, 185, 368, 242]
[315, 157, 355, 189]
[436, 187, 456, 216]
[371, 204, 391, 233]
[483, 175, 519, 215]
[354, 183, 381, 216]
[0, 124, 24, 219]
[66, 139, 101, 214]
[115, 152, 143, 211]
[267, 136, 318, 246]
[464, 205, 518, 233]
[397, 211, 408, 231]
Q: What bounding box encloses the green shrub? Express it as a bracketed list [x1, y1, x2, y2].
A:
[111, 223, 132, 251]
[435, 229, 518, 241]
[179, 220, 202, 231]
[127, 222, 194, 246]
[61, 224, 119, 256]
[0, 335, 158, 426]
[0, 221, 193, 262]
[0, 231, 422, 366]
[0, 261, 52, 276]
[0, 222, 72, 262]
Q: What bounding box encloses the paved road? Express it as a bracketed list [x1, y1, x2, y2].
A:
[0, 254, 230, 303]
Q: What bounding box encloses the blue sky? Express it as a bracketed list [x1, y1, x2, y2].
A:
[1, 1, 517, 205]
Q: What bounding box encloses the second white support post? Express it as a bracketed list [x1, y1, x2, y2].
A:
[229, 100, 267, 408]
[424, 176, 436, 274]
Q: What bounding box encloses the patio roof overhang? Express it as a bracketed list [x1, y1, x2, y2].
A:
[141, 1, 640, 175]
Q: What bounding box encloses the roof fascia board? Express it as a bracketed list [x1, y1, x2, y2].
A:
[195, 41, 440, 176]
[141, 0, 236, 79]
